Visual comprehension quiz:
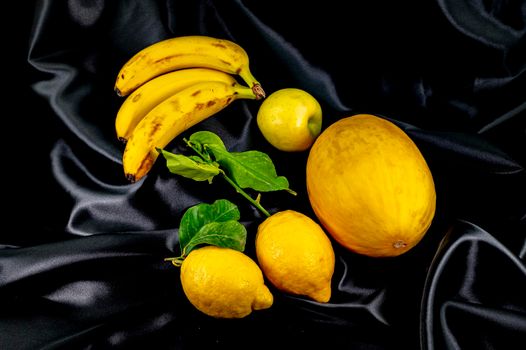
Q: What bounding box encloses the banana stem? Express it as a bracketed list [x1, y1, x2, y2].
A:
[220, 170, 271, 217]
[251, 84, 266, 100]
[238, 69, 266, 100]
[236, 85, 261, 100]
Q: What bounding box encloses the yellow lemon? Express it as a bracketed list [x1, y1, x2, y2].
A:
[306, 114, 436, 257]
[180, 246, 273, 318]
[255, 210, 335, 303]
[256, 88, 322, 152]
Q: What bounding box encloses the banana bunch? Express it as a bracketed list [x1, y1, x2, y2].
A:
[114, 35, 265, 182]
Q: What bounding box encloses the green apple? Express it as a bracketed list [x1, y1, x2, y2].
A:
[256, 88, 322, 152]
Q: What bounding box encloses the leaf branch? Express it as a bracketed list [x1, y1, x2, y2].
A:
[159, 131, 294, 218]
[219, 169, 271, 217]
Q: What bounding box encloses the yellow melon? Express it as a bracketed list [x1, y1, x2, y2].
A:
[306, 114, 436, 257]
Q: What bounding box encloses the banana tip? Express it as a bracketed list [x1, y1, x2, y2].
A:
[125, 173, 137, 183]
[115, 87, 123, 97]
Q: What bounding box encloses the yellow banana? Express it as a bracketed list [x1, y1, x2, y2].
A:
[115, 68, 238, 142]
[123, 80, 257, 182]
[115, 35, 265, 99]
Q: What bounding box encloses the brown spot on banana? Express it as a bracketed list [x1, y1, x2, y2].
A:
[170, 99, 181, 111]
[152, 54, 185, 64]
[211, 43, 227, 49]
[115, 54, 145, 95]
[219, 59, 233, 67]
[122, 81, 249, 182]
[146, 121, 163, 143]
[124, 53, 145, 67]
[125, 153, 156, 183]
[132, 93, 141, 102]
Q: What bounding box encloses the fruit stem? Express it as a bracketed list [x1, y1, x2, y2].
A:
[219, 170, 271, 217]
[252, 84, 266, 100]
[393, 240, 408, 249]
[235, 85, 259, 100]
[164, 256, 185, 267]
[238, 69, 266, 100]
[286, 188, 297, 196]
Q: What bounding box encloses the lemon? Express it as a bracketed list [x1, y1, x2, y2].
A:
[180, 246, 273, 318]
[255, 210, 335, 303]
[306, 114, 436, 257]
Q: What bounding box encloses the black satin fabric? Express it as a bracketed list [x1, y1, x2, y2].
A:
[5, 0, 526, 349]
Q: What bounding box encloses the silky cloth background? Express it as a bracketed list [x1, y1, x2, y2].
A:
[3, 0, 526, 349]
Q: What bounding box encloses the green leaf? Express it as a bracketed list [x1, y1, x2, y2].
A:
[188, 131, 227, 155]
[179, 199, 241, 252]
[158, 148, 220, 183]
[159, 131, 295, 220]
[182, 220, 247, 256]
[208, 145, 291, 192]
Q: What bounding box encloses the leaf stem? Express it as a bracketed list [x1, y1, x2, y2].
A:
[184, 137, 271, 217]
[286, 188, 298, 196]
[164, 256, 185, 267]
[220, 170, 271, 217]
[184, 138, 209, 161]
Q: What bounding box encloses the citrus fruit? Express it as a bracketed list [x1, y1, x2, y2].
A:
[306, 114, 436, 257]
[180, 246, 273, 318]
[256, 88, 322, 152]
[255, 210, 335, 302]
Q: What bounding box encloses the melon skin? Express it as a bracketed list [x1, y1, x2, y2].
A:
[306, 114, 436, 257]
